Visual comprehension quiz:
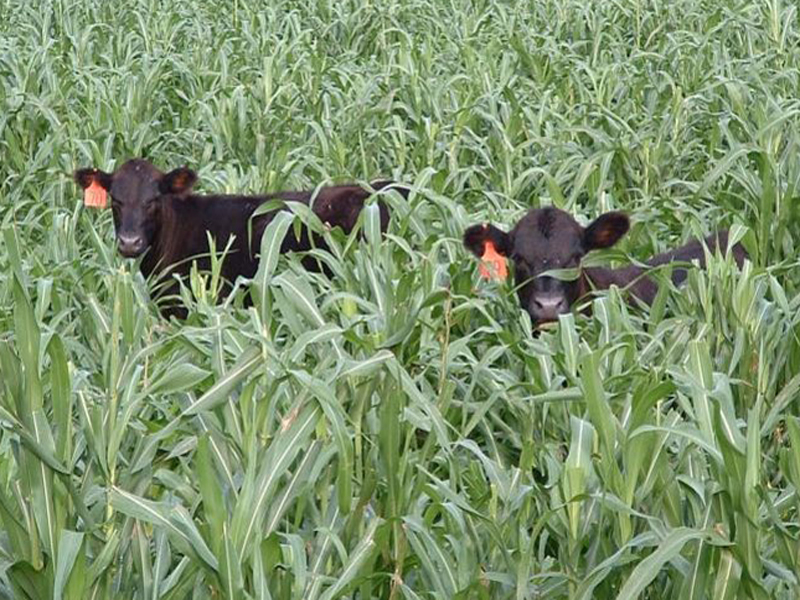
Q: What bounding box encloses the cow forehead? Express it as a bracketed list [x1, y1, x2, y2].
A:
[511, 208, 583, 258]
[110, 160, 164, 200]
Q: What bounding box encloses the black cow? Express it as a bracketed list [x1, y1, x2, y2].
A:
[74, 159, 407, 317]
[463, 207, 747, 326]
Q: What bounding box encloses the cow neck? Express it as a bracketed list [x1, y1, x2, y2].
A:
[582, 264, 656, 307]
[577, 268, 594, 298]
[574, 267, 609, 316]
[142, 195, 201, 280]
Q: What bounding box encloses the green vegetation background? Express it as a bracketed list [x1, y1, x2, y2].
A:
[0, 0, 799, 598]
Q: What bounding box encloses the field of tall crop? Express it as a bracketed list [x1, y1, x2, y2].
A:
[1, 0, 799, 597]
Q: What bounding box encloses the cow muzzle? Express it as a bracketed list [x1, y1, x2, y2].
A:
[117, 234, 146, 258]
[530, 293, 569, 323]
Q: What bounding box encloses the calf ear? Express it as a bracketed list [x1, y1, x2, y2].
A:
[160, 167, 198, 196]
[463, 223, 511, 257]
[463, 223, 511, 281]
[583, 211, 629, 250]
[74, 168, 112, 190]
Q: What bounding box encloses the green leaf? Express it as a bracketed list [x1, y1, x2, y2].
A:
[405, 516, 457, 597]
[182, 345, 262, 415]
[233, 404, 320, 555]
[318, 518, 383, 600]
[253, 210, 295, 314]
[86, 530, 120, 586]
[108, 487, 218, 571]
[53, 530, 84, 600]
[274, 273, 326, 327]
[13, 274, 42, 418]
[265, 441, 325, 536]
[363, 202, 382, 255]
[339, 350, 395, 379]
[580, 350, 615, 458]
[28, 409, 59, 555]
[380, 383, 401, 521]
[686, 340, 717, 447]
[148, 363, 211, 396]
[7, 560, 50, 600]
[616, 528, 710, 600]
[196, 435, 226, 555]
[743, 406, 760, 518]
[47, 335, 72, 462]
[219, 523, 244, 599]
[291, 369, 353, 513]
[711, 551, 741, 600]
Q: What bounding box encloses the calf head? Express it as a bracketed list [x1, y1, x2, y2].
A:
[464, 207, 629, 325]
[74, 159, 197, 257]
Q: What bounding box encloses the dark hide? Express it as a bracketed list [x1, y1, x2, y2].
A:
[583, 230, 748, 306]
[463, 207, 747, 327]
[75, 159, 407, 318]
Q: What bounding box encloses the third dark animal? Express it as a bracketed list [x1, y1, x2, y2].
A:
[463, 207, 747, 327]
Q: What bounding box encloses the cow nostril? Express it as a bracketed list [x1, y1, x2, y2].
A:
[118, 235, 145, 256]
[119, 235, 142, 247]
[532, 295, 569, 316]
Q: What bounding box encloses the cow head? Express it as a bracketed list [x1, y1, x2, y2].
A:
[464, 207, 629, 325]
[74, 159, 197, 257]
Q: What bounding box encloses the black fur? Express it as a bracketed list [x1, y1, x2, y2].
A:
[464, 207, 747, 326]
[75, 159, 407, 318]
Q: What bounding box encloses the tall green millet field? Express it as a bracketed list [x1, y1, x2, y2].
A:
[1, 0, 799, 597]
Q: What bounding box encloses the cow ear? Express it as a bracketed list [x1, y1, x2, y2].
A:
[464, 223, 511, 281]
[463, 223, 511, 258]
[160, 167, 197, 196]
[74, 168, 112, 190]
[583, 211, 629, 250]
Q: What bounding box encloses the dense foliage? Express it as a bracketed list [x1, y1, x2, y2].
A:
[1, 0, 799, 597]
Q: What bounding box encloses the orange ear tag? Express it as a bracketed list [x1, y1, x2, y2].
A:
[84, 180, 107, 208]
[479, 241, 508, 281]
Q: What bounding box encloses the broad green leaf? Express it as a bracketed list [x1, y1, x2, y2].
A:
[616, 528, 710, 600]
[275, 273, 325, 327]
[233, 404, 320, 555]
[7, 560, 49, 600]
[47, 335, 72, 462]
[196, 435, 226, 555]
[580, 350, 615, 457]
[219, 523, 244, 599]
[319, 518, 383, 600]
[53, 530, 84, 600]
[182, 345, 261, 415]
[711, 551, 741, 600]
[265, 441, 325, 535]
[148, 363, 211, 396]
[253, 209, 295, 313]
[13, 274, 42, 418]
[108, 487, 218, 571]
